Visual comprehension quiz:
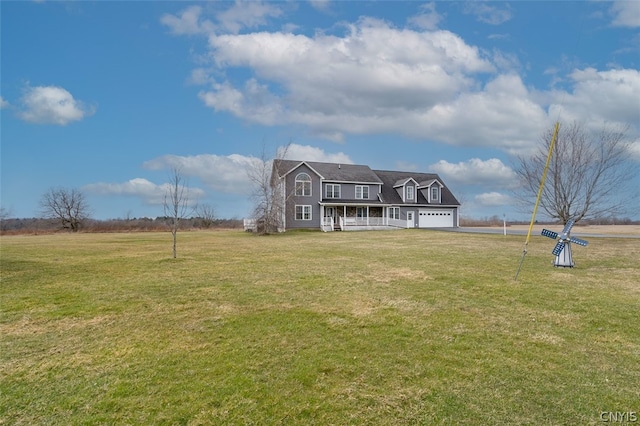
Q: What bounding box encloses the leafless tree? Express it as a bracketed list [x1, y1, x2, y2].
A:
[164, 167, 193, 258]
[39, 187, 91, 232]
[0, 206, 13, 231]
[247, 144, 290, 234]
[514, 121, 637, 224]
[195, 203, 216, 228]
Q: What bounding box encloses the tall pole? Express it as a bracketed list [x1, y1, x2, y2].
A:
[515, 122, 560, 281]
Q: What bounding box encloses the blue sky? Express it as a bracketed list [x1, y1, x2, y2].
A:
[2, 1, 639, 221]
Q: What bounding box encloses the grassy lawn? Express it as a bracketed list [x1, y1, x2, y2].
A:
[1, 229, 638, 425]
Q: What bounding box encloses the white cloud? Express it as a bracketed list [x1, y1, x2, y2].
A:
[309, 0, 330, 12]
[143, 153, 259, 194]
[197, 19, 504, 143]
[216, 1, 283, 34]
[281, 144, 353, 164]
[546, 68, 640, 132]
[629, 141, 640, 161]
[85, 178, 164, 205]
[160, 5, 214, 35]
[474, 191, 512, 207]
[407, 2, 443, 30]
[142, 144, 352, 194]
[610, 1, 640, 28]
[0, 96, 9, 109]
[167, 9, 639, 156]
[429, 158, 519, 189]
[161, 2, 283, 36]
[18, 85, 95, 125]
[462, 2, 513, 25]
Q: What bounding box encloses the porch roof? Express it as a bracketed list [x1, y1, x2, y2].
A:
[319, 199, 388, 206]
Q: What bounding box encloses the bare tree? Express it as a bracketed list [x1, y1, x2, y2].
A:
[514, 121, 637, 224]
[247, 144, 290, 234]
[195, 203, 216, 228]
[0, 206, 13, 232]
[39, 187, 91, 232]
[164, 168, 192, 258]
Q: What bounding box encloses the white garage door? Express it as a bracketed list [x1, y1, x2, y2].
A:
[418, 209, 454, 227]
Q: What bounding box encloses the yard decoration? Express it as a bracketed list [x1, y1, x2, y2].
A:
[541, 219, 589, 267]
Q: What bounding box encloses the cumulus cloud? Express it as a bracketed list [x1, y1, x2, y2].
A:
[429, 158, 519, 189]
[160, 5, 214, 35]
[84, 178, 206, 205]
[546, 68, 640, 132]
[142, 144, 353, 194]
[143, 153, 258, 194]
[161, 1, 282, 35]
[18, 85, 95, 125]
[216, 1, 283, 34]
[609, 1, 640, 28]
[195, 18, 507, 143]
[474, 191, 513, 207]
[281, 144, 353, 164]
[164, 5, 639, 155]
[407, 2, 443, 30]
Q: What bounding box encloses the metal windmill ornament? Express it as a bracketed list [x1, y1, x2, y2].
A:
[541, 219, 589, 267]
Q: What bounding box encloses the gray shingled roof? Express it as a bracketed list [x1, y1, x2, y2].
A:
[374, 170, 460, 205]
[274, 160, 382, 183]
[272, 160, 460, 206]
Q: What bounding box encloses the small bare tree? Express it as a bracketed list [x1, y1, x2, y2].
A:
[195, 203, 216, 228]
[39, 187, 91, 232]
[164, 168, 192, 258]
[247, 144, 289, 234]
[514, 121, 637, 224]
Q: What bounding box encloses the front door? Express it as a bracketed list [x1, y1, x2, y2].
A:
[326, 207, 336, 226]
[407, 211, 415, 228]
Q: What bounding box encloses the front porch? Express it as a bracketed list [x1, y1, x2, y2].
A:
[320, 205, 407, 231]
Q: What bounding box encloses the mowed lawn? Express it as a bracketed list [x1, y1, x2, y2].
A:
[1, 229, 638, 425]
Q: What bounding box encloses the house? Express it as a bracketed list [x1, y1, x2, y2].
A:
[272, 160, 461, 231]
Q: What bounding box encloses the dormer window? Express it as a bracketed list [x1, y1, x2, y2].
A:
[406, 186, 414, 201]
[295, 173, 311, 196]
[431, 186, 439, 202]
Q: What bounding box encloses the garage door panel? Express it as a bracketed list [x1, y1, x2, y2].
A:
[419, 209, 453, 227]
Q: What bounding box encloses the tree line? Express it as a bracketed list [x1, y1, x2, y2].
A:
[0, 216, 242, 235]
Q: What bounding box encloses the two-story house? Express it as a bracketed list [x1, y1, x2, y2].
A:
[272, 160, 460, 231]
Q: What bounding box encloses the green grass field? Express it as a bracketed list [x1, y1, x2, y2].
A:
[1, 229, 638, 425]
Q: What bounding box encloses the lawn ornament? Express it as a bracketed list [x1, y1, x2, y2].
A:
[541, 219, 589, 267]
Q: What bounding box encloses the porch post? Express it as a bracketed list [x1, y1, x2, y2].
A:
[320, 204, 324, 231]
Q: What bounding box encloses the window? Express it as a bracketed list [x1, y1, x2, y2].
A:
[295, 205, 312, 220]
[355, 185, 369, 199]
[356, 207, 368, 218]
[326, 184, 341, 198]
[389, 207, 400, 220]
[295, 173, 311, 196]
[431, 186, 439, 202]
[406, 186, 414, 201]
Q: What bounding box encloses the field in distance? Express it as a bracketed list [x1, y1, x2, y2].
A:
[1, 230, 638, 425]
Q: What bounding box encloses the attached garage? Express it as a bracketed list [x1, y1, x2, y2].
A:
[418, 209, 454, 228]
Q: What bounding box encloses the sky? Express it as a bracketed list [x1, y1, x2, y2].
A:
[1, 1, 639, 222]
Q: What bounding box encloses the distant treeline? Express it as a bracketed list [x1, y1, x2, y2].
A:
[460, 215, 640, 227]
[2, 215, 637, 235]
[0, 217, 243, 234]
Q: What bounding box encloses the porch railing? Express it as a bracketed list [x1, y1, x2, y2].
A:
[322, 217, 334, 232]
